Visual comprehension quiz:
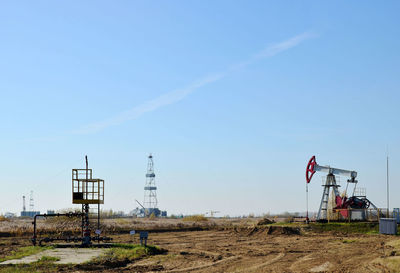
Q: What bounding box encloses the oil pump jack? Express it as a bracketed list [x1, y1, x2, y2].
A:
[306, 156, 378, 221]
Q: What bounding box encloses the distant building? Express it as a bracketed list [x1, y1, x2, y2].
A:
[132, 207, 167, 218]
[4, 212, 16, 218]
[21, 211, 40, 218]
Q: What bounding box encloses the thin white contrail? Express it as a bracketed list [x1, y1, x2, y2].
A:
[70, 73, 225, 134]
[70, 31, 316, 135]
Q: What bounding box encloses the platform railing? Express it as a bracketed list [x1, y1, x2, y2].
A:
[326, 208, 389, 222]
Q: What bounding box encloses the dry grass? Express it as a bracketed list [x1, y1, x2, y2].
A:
[182, 215, 208, 222]
[113, 218, 130, 225]
[387, 239, 400, 249]
[373, 255, 400, 272]
[371, 238, 400, 271]
[0, 217, 255, 237]
[384, 257, 400, 271]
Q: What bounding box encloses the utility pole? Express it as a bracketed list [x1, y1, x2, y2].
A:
[387, 151, 389, 217]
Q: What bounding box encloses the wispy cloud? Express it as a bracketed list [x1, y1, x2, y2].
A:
[70, 73, 226, 134]
[65, 32, 316, 136]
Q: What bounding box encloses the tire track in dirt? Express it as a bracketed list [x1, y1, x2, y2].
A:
[163, 255, 242, 273]
[233, 252, 286, 272]
[288, 253, 314, 272]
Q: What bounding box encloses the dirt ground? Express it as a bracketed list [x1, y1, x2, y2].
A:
[0, 220, 399, 272]
[116, 229, 395, 272]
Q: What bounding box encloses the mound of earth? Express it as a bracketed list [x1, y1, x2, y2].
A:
[266, 226, 300, 235]
[233, 225, 300, 237]
[257, 218, 275, 225]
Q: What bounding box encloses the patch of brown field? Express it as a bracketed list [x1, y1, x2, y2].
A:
[0, 223, 398, 272]
[108, 228, 395, 273]
[1, 218, 398, 272]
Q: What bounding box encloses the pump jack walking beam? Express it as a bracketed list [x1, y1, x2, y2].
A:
[306, 156, 357, 184]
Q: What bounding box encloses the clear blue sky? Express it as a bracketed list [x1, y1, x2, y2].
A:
[0, 1, 399, 216]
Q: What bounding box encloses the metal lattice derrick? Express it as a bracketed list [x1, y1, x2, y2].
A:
[143, 154, 158, 213]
